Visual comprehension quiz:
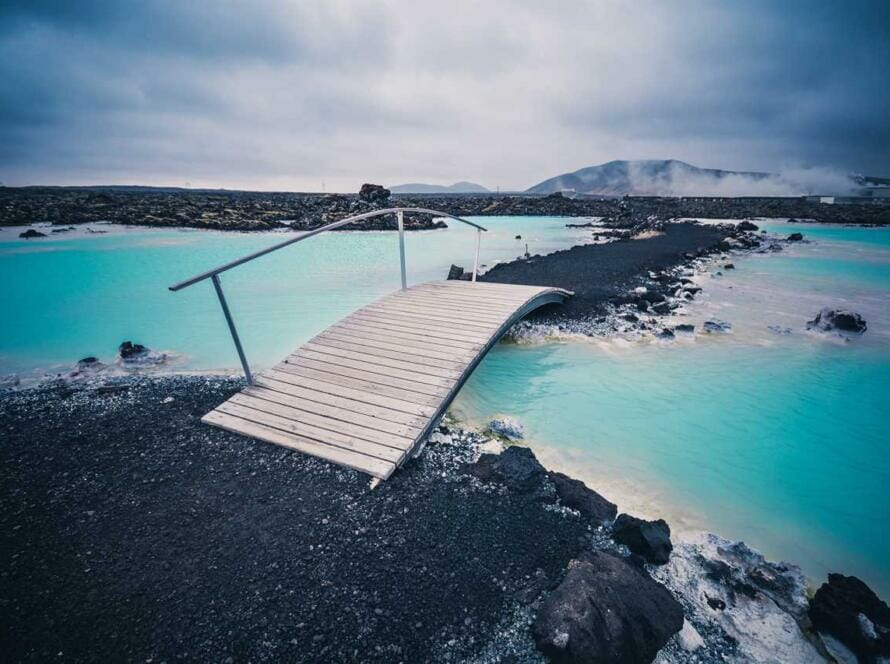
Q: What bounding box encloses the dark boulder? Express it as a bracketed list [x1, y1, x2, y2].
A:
[118, 341, 149, 359]
[19, 229, 47, 238]
[548, 471, 617, 525]
[446, 264, 465, 280]
[656, 328, 675, 340]
[806, 308, 867, 335]
[768, 243, 783, 252]
[612, 514, 673, 565]
[532, 550, 684, 663]
[465, 446, 547, 494]
[737, 221, 759, 231]
[651, 303, 671, 315]
[809, 574, 890, 662]
[358, 183, 390, 203]
[703, 320, 732, 334]
[724, 263, 735, 269]
[787, 232, 804, 241]
[673, 324, 695, 334]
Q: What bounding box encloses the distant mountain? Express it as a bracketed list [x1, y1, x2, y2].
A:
[526, 160, 775, 196]
[389, 181, 490, 194]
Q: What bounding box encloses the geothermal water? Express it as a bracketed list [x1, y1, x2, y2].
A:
[2, 217, 888, 595]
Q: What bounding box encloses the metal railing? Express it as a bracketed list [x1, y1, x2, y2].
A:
[168, 207, 488, 384]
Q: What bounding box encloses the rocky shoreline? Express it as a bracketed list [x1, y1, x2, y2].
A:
[1, 376, 886, 662]
[3, 185, 889, 234]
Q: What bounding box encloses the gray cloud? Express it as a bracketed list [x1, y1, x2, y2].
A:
[1, 0, 888, 191]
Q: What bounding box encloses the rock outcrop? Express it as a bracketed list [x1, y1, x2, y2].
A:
[809, 573, 890, 662]
[548, 471, 617, 525]
[532, 550, 683, 663]
[358, 183, 390, 203]
[612, 514, 673, 565]
[487, 416, 525, 441]
[464, 445, 547, 495]
[807, 308, 867, 335]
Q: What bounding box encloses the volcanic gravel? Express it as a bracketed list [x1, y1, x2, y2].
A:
[482, 222, 730, 320]
[0, 376, 594, 662]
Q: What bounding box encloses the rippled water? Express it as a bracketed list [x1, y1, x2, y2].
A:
[453, 220, 890, 595]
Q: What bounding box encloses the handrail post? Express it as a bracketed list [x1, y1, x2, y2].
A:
[211, 274, 253, 384]
[397, 210, 407, 291]
[472, 228, 481, 282]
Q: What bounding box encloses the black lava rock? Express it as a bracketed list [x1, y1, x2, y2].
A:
[548, 472, 617, 525]
[532, 550, 684, 663]
[787, 232, 804, 241]
[806, 308, 867, 335]
[446, 264, 465, 280]
[724, 263, 735, 269]
[118, 341, 149, 359]
[465, 446, 547, 494]
[19, 229, 47, 238]
[358, 183, 390, 203]
[656, 328, 675, 340]
[737, 221, 759, 231]
[612, 514, 673, 565]
[809, 574, 890, 662]
[673, 324, 695, 334]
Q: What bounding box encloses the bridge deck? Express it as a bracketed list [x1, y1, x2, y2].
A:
[202, 280, 571, 479]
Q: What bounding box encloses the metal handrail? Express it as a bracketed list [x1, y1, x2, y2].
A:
[168, 207, 488, 384]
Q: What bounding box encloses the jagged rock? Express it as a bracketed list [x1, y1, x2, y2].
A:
[724, 263, 735, 269]
[806, 308, 867, 335]
[787, 232, 804, 241]
[673, 324, 695, 334]
[19, 228, 47, 238]
[532, 550, 683, 664]
[612, 514, 672, 565]
[487, 416, 524, 440]
[118, 341, 149, 359]
[464, 445, 546, 494]
[652, 532, 822, 663]
[358, 183, 390, 203]
[446, 264, 465, 280]
[703, 320, 732, 334]
[737, 221, 759, 231]
[76, 357, 105, 373]
[809, 573, 890, 662]
[547, 471, 617, 525]
[651, 303, 671, 315]
[657, 328, 675, 340]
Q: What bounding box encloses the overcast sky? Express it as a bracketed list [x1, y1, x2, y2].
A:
[1, 1, 888, 191]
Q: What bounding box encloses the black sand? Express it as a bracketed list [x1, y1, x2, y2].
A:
[0, 377, 592, 662]
[482, 222, 730, 319]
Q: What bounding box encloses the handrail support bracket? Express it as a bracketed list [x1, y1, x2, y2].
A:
[211, 274, 253, 385]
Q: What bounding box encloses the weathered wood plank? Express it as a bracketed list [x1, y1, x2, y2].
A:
[229, 392, 416, 448]
[202, 280, 571, 480]
[203, 411, 397, 478]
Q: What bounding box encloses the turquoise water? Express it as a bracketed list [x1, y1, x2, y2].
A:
[453, 220, 890, 595]
[0, 217, 589, 375]
[2, 217, 888, 596]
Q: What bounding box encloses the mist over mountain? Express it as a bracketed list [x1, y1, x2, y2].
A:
[389, 181, 490, 194]
[527, 160, 863, 197]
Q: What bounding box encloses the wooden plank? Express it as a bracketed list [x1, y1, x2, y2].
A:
[394, 292, 521, 313]
[318, 328, 477, 362]
[412, 283, 534, 301]
[259, 371, 435, 419]
[359, 304, 501, 331]
[264, 367, 440, 414]
[344, 311, 491, 344]
[305, 336, 463, 372]
[293, 348, 457, 387]
[429, 279, 547, 292]
[323, 324, 482, 355]
[215, 401, 405, 462]
[203, 410, 396, 478]
[376, 297, 510, 323]
[397, 287, 532, 307]
[229, 392, 416, 448]
[279, 357, 449, 399]
[299, 343, 461, 380]
[246, 381, 427, 430]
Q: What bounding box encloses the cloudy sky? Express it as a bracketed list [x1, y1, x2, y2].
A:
[1, 1, 888, 191]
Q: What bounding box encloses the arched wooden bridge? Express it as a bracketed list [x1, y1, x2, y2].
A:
[170, 208, 570, 479]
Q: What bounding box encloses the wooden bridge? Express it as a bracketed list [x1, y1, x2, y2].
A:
[170, 209, 570, 479]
